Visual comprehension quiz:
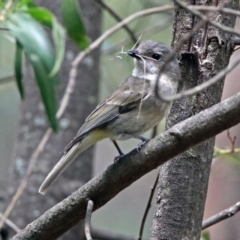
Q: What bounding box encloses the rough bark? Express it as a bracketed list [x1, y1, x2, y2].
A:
[6, 1, 101, 239]
[12, 91, 240, 240]
[151, 0, 238, 239]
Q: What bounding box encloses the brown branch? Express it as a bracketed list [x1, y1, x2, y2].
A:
[138, 173, 159, 240]
[85, 200, 94, 240]
[191, 5, 240, 17]
[202, 201, 240, 229]
[12, 92, 240, 240]
[94, 0, 137, 44]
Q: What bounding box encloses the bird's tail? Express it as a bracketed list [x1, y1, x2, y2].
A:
[39, 130, 107, 195]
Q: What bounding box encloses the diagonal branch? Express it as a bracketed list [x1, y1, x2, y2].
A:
[13, 92, 240, 240]
[94, 0, 137, 43]
[202, 201, 240, 229]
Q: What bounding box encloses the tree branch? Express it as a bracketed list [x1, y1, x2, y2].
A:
[94, 0, 137, 43]
[202, 201, 240, 229]
[138, 173, 159, 240]
[13, 92, 240, 240]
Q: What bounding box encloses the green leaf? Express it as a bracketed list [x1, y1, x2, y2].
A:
[14, 41, 24, 99]
[7, 12, 59, 131]
[201, 231, 210, 240]
[28, 54, 58, 131]
[8, 13, 56, 74]
[50, 17, 65, 76]
[0, 0, 3, 8]
[24, 7, 54, 28]
[61, 0, 89, 50]
[24, 8, 65, 76]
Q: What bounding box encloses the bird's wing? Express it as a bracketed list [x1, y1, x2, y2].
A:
[64, 76, 150, 152]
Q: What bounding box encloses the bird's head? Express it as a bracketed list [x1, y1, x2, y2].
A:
[128, 40, 179, 79]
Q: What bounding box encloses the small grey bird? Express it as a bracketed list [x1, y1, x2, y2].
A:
[39, 40, 180, 194]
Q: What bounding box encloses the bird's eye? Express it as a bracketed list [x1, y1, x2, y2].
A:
[152, 53, 161, 60]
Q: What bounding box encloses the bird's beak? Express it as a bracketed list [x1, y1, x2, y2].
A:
[127, 49, 141, 59]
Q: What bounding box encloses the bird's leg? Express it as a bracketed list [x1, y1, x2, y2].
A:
[124, 133, 150, 152]
[112, 140, 125, 162]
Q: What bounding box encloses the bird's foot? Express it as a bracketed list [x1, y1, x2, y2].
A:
[137, 138, 150, 152]
[114, 153, 126, 163]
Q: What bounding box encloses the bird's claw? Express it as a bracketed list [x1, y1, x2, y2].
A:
[137, 139, 149, 152]
[114, 154, 125, 163]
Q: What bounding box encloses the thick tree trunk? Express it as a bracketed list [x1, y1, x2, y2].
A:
[151, 0, 238, 239]
[6, 1, 101, 239]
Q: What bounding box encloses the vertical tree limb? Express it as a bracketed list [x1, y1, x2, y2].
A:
[150, 0, 238, 239]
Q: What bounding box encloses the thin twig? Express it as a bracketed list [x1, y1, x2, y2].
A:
[136, 54, 147, 119]
[94, 0, 137, 44]
[138, 173, 159, 240]
[158, 51, 240, 101]
[85, 200, 94, 240]
[227, 129, 236, 152]
[0, 213, 21, 233]
[103, 18, 173, 55]
[137, 122, 159, 240]
[202, 201, 240, 229]
[191, 5, 240, 17]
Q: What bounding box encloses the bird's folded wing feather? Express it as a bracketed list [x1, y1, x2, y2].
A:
[64, 76, 149, 152]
